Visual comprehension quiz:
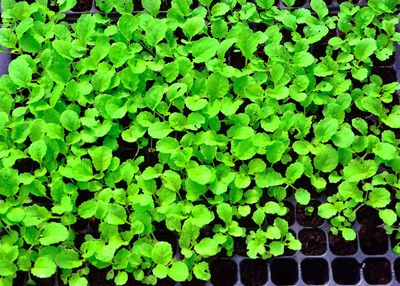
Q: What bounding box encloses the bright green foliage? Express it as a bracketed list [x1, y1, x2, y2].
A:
[0, 0, 399, 285]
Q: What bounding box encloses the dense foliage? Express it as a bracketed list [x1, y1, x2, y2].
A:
[0, 0, 399, 285]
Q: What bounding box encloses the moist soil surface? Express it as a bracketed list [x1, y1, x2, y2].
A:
[301, 259, 329, 285]
[210, 259, 238, 286]
[363, 258, 392, 285]
[240, 259, 268, 286]
[332, 258, 361, 285]
[296, 200, 324, 227]
[299, 229, 327, 255]
[359, 225, 388, 255]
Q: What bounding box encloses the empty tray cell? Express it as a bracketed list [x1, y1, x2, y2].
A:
[363, 258, 392, 285]
[240, 259, 268, 286]
[210, 259, 238, 286]
[332, 258, 361, 285]
[296, 200, 324, 227]
[301, 258, 329, 285]
[270, 258, 298, 286]
[299, 229, 327, 256]
[395, 259, 400, 283]
[359, 225, 388, 255]
[356, 205, 383, 225]
[329, 232, 358, 255]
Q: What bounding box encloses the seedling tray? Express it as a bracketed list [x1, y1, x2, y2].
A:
[1, 0, 400, 286]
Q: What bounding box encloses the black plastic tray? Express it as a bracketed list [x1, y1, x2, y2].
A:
[1, 1, 400, 285]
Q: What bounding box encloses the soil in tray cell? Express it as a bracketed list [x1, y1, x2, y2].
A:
[210, 259, 238, 286]
[88, 266, 115, 286]
[234, 236, 248, 256]
[154, 230, 178, 255]
[329, 232, 358, 255]
[299, 228, 327, 256]
[332, 258, 361, 285]
[30, 276, 56, 286]
[323, 0, 333, 6]
[359, 225, 388, 255]
[356, 205, 383, 225]
[181, 278, 207, 286]
[301, 258, 329, 285]
[270, 258, 298, 286]
[372, 67, 398, 84]
[296, 200, 324, 227]
[71, 0, 92, 11]
[240, 259, 268, 286]
[363, 258, 392, 285]
[395, 258, 400, 282]
[371, 53, 395, 67]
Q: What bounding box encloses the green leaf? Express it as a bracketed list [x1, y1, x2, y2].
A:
[28, 140, 47, 163]
[153, 264, 168, 279]
[69, 275, 88, 286]
[145, 19, 167, 47]
[217, 203, 233, 224]
[39, 222, 69, 245]
[354, 38, 377, 61]
[58, 0, 77, 11]
[252, 209, 265, 226]
[379, 209, 397, 226]
[342, 160, 378, 182]
[148, 122, 173, 139]
[314, 118, 339, 142]
[310, 0, 328, 18]
[237, 27, 258, 58]
[314, 145, 339, 172]
[293, 52, 315, 67]
[31, 257, 56, 278]
[168, 261, 189, 282]
[295, 188, 311, 205]
[142, 0, 161, 16]
[156, 137, 180, 154]
[266, 141, 286, 164]
[89, 146, 113, 172]
[60, 110, 81, 132]
[211, 3, 230, 17]
[191, 205, 214, 227]
[151, 242, 173, 265]
[194, 238, 219, 257]
[373, 142, 397, 161]
[183, 17, 205, 39]
[285, 162, 304, 182]
[318, 203, 337, 218]
[55, 249, 82, 269]
[105, 204, 127, 225]
[269, 241, 285, 256]
[366, 188, 391, 208]
[193, 262, 211, 281]
[8, 57, 32, 87]
[0, 168, 19, 197]
[187, 165, 212, 185]
[115, 272, 128, 286]
[191, 37, 219, 63]
[342, 228, 356, 241]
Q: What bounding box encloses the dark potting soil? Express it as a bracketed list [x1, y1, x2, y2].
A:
[31, 276, 56, 286]
[227, 50, 246, 69]
[88, 266, 115, 286]
[395, 258, 400, 283]
[356, 205, 383, 225]
[157, 278, 176, 286]
[359, 225, 388, 255]
[270, 258, 298, 285]
[332, 258, 361, 285]
[210, 259, 238, 286]
[301, 258, 329, 285]
[323, 0, 333, 6]
[296, 200, 324, 227]
[371, 53, 396, 67]
[234, 237, 248, 256]
[372, 68, 397, 84]
[329, 232, 358, 255]
[181, 278, 207, 286]
[14, 271, 26, 286]
[71, 0, 92, 11]
[299, 228, 327, 255]
[363, 258, 392, 285]
[240, 259, 268, 286]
